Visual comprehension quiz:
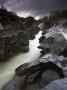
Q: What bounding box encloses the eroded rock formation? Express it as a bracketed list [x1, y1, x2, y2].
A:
[0, 8, 40, 40]
[0, 29, 29, 61]
[38, 26, 67, 56]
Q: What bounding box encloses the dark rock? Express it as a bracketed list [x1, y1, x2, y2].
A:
[0, 29, 29, 61]
[39, 36, 46, 43]
[38, 45, 50, 55]
[28, 25, 40, 40]
[40, 48, 50, 56]
[60, 47, 67, 57]
[0, 9, 40, 40]
[38, 46, 44, 49]
[40, 50, 46, 55]
[1, 57, 64, 90]
[42, 32, 45, 35]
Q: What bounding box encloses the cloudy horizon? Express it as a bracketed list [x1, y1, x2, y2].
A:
[0, 0, 67, 18]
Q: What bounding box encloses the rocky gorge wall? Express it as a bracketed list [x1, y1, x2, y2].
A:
[1, 24, 67, 90]
[1, 9, 67, 90]
[0, 29, 29, 61]
[0, 8, 40, 61]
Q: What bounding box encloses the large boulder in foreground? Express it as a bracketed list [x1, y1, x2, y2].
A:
[1, 54, 65, 90]
[0, 29, 29, 61]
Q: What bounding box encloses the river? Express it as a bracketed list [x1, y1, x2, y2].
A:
[0, 31, 42, 89]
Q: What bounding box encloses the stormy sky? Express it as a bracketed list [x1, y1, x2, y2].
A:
[0, 0, 67, 18]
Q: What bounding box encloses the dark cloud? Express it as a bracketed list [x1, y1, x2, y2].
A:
[0, 0, 67, 17]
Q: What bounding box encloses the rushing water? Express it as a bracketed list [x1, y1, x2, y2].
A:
[61, 31, 67, 40]
[0, 31, 42, 89]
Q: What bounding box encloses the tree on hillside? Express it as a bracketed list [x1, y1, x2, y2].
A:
[0, 0, 7, 9]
